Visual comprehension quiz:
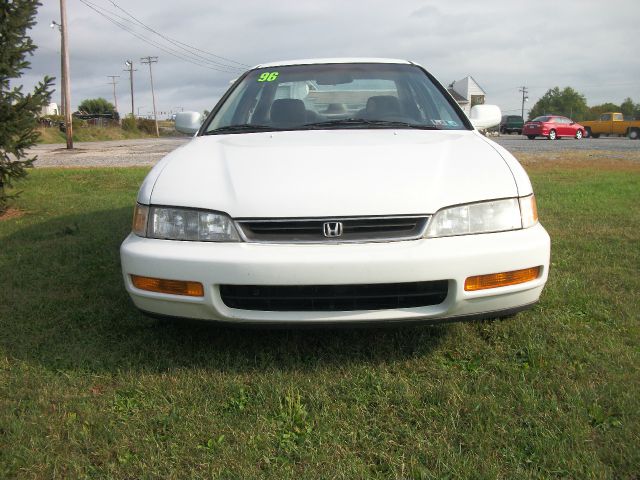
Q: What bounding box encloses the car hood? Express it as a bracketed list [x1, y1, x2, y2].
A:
[145, 130, 517, 217]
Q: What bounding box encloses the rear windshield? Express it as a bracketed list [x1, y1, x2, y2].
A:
[532, 116, 551, 122]
[507, 116, 523, 122]
[203, 63, 468, 134]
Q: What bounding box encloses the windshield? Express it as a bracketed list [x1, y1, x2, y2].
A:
[203, 63, 468, 134]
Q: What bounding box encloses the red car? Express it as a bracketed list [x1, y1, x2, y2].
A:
[523, 115, 585, 140]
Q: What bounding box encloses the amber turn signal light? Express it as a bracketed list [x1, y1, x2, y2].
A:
[131, 275, 204, 297]
[464, 266, 541, 291]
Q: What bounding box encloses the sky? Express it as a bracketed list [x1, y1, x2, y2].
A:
[21, 0, 640, 119]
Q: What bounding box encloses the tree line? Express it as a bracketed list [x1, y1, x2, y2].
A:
[527, 87, 640, 121]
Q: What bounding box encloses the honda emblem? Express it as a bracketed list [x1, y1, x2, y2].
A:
[323, 221, 343, 237]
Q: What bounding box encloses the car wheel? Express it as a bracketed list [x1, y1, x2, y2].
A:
[500, 127, 506, 134]
[592, 133, 600, 138]
[548, 129, 557, 140]
[527, 135, 536, 140]
[517, 130, 522, 135]
[575, 129, 583, 139]
[629, 128, 639, 140]
[584, 127, 591, 138]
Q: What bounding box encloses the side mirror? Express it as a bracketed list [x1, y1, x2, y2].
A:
[469, 105, 501, 130]
[175, 111, 203, 134]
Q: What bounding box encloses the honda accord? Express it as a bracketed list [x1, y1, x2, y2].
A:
[120, 58, 550, 325]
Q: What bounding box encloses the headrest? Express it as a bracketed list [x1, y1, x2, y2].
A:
[323, 103, 347, 114]
[366, 95, 401, 115]
[270, 99, 306, 124]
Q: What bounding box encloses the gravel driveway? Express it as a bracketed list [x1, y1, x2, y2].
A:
[29, 137, 189, 168]
[29, 135, 639, 168]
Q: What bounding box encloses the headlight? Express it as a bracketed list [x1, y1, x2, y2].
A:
[519, 194, 538, 228]
[132, 203, 149, 237]
[132, 204, 241, 242]
[426, 196, 537, 238]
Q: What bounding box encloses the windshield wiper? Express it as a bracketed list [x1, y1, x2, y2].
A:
[301, 118, 442, 130]
[204, 124, 278, 135]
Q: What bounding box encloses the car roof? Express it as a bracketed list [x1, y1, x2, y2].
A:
[254, 58, 413, 69]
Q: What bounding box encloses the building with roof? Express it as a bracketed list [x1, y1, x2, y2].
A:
[447, 76, 486, 116]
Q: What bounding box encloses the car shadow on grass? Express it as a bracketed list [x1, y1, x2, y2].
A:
[0, 208, 449, 373]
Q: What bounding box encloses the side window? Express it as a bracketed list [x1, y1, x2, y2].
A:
[600, 114, 612, 121]
[613, 113, 623, 121]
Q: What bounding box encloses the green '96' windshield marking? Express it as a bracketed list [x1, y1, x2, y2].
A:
[257, 72, 279, 82]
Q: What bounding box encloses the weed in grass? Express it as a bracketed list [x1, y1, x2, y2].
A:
[274, 388, 314, 461]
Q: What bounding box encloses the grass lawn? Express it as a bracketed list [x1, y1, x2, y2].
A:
[0, 158, 638, 478]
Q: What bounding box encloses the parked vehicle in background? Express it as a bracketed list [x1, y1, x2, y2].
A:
[499, 115, 524, 135]
[522, 115, 585, 140]
[580, 112, 640, 140]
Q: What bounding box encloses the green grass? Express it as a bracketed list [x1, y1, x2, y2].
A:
[1, 163, 639, 478]
[36, 125, 181, 144]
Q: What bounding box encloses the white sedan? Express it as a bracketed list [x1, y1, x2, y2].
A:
[120, 58, 550, 325]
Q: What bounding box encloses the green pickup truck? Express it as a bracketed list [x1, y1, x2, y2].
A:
[499, 115, 524, 135]
[581, 112, 640, 139]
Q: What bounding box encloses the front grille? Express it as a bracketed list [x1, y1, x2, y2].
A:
[219, 281, 448, 311]
[236, 215, 430, 243]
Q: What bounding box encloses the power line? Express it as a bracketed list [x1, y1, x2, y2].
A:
[104, 0, 251, 69]
[78, 0, 243, 74]
[79, 0, 241, 73]
[87, 0, 245, 71]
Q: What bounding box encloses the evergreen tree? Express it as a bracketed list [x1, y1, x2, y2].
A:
[0, 0, 53, 213]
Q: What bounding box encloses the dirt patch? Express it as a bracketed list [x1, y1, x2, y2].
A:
[517, 150, 640, 172]
[0, 207, 25, 221]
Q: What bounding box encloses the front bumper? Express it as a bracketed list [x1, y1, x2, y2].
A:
[120, 224, 550, 324]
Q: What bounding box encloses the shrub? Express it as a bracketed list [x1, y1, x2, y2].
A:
[121, 117, 137, 132]
[136, 118, 157, 135]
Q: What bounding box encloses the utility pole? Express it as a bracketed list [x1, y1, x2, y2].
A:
[124, 60, 136, 119]
[59, 0, 72, 149]
[107, 75, 119, 117]
[519, 86, 529, 120]
[140, 56, 159, 137]
[50, 21, 64, 116]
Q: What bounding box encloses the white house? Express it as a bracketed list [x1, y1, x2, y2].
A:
[41, 102, 60, 116]
[447, 76, 486, 116]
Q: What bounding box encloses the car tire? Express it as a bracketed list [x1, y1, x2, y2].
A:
[527, 135, 536, 140]
[629, 128, 639, 140]
[500, 127, 506, 134]
[584, 127, 591, 138]
[517, 130, 522, 135]
[592, 133, 600, 138]
[548, 129, 557, 140]
[575, 129, 583, 139]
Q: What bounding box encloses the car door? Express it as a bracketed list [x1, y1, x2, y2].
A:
[599, 113, 613, 135]
[550, 117, 564, 136]
[612, 113, 624, 135]
[564, 117, 575, 137]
